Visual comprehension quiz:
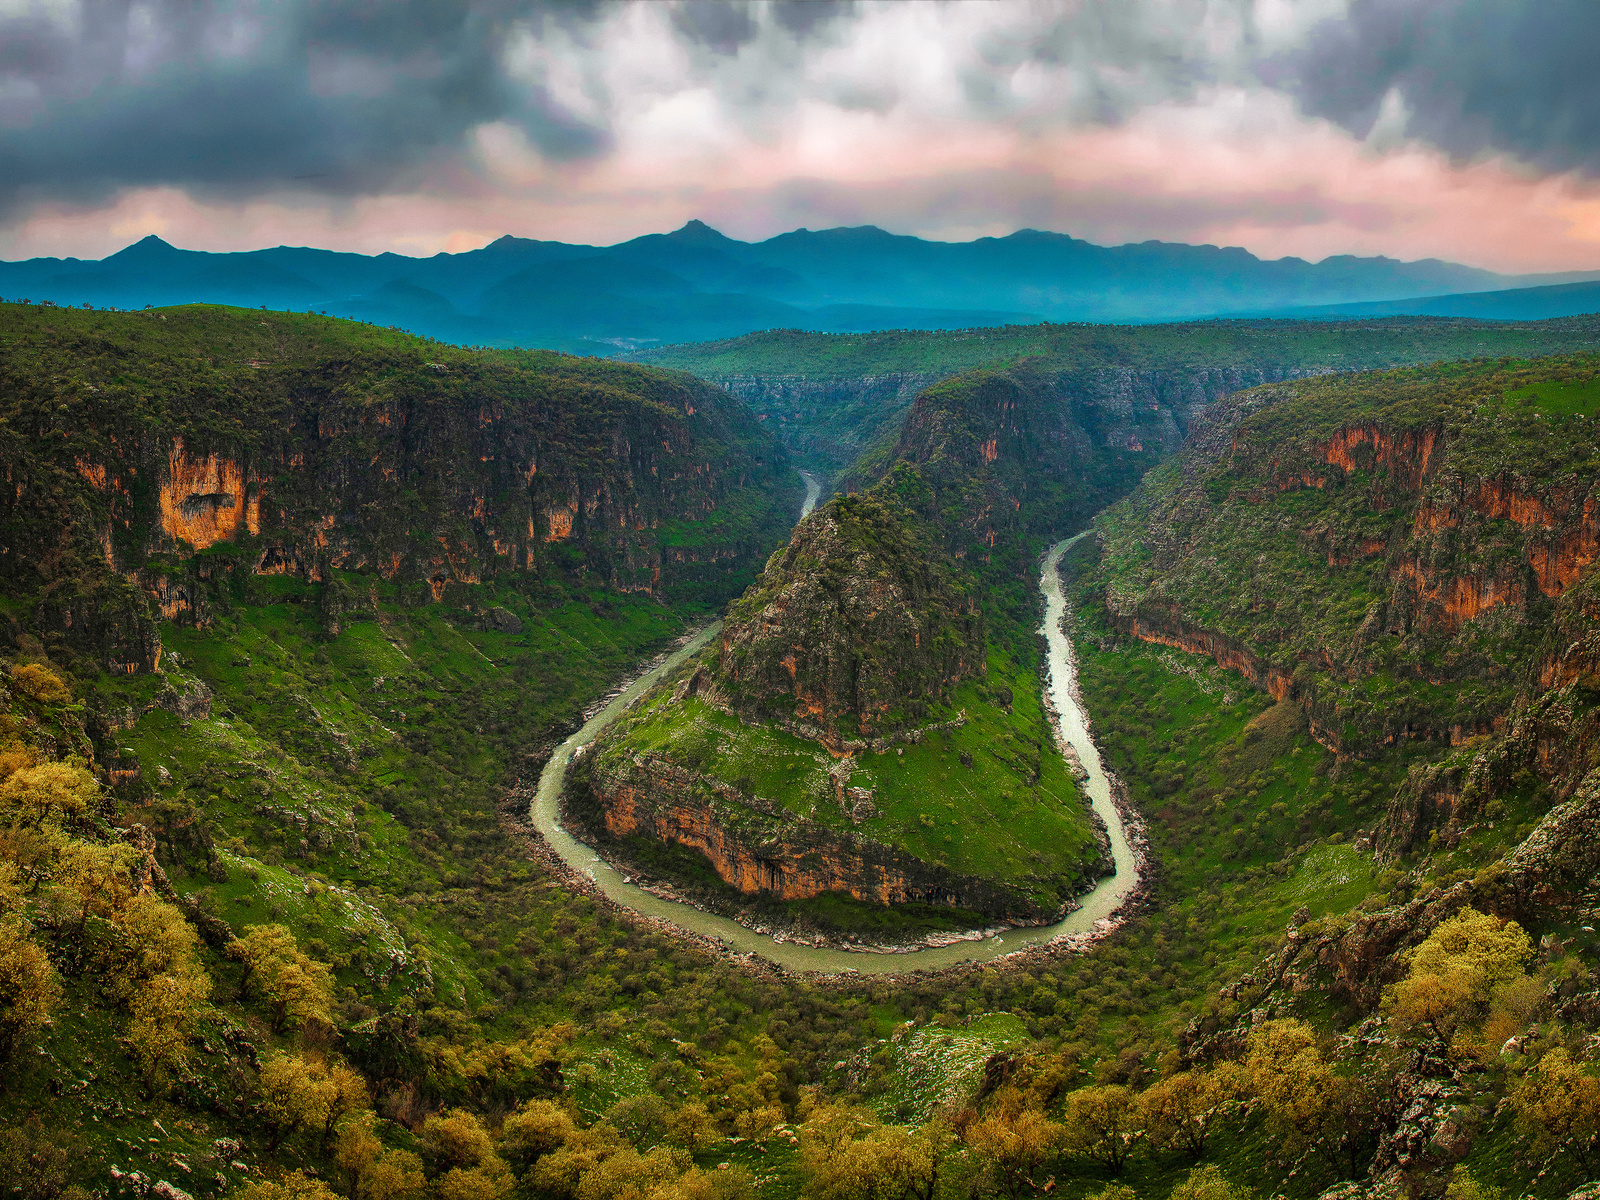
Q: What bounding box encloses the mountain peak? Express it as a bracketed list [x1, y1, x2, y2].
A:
[102, 234, 190, 265]
[666, 219, 733, 245]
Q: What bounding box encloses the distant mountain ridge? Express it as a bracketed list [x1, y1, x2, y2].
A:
[1249, 277, 1600, 322]
[2, 220, 1594, 352]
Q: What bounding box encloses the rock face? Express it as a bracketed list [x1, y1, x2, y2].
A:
[1093, 360, 1600, 757]
[707, 372, 945, 472]
[566, 752, 1072, 922]
[0, 308, 795, 673]
[702, 492, 984, 745]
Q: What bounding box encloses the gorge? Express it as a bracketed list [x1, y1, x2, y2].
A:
[11, 302, 1600, 1199]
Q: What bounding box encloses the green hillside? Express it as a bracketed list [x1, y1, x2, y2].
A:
[9, 310, 1600, 1200]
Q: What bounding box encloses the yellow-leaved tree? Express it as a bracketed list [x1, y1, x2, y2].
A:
[799, 1102, 950, 1200]
[0, 916, 59, 1059]
[1511, 1047, 1600, 1171]
[231, 923, 335, 1034]
[1387, 908, 1535, 1060]
[962, 1092, 1064, 1195]
[1138, 1063, 1244, 1160]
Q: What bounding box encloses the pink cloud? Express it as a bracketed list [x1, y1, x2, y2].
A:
[7, 82, 1600, 277]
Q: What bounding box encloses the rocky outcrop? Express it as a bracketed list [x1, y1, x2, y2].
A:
[566, 750, 1086, 923]
[706, 492, 984, 744]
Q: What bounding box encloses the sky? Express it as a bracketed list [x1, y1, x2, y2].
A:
[3, 0, 1600, 272]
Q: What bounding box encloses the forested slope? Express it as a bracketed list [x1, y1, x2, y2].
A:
[627, 317, 1600, 474]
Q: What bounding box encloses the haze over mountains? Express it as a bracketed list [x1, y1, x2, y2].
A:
[5, 221, 1599, 354]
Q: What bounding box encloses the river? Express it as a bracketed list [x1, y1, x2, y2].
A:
[529, 526, 1139, 975]
[798, 469, 823, 519]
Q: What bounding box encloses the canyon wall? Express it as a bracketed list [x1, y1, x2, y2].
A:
[566, 750, 1083, 923]
[0, 314, 795, 673]
[1093, 356, 1600, 782]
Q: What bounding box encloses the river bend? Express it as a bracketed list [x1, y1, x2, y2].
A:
[529, 531, 1138, 974]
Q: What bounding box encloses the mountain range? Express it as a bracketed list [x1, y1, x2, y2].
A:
[4, 221, 1598, 352]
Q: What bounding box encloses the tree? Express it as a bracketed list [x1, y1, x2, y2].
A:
[532, 1124, 626, 1200]
[0, 761, 96, 825]
[0, 919, 59, 1059]
[499, 1099, 577, 1175]
[1243, 1020, 1334, 1154]
[609, 1094, 673, 1149]
[1512, 1048, 1600, 1170]
[420, 1107, 513, 1200]
[316, 1062, 369, 1151]
[421, 1108, 505, 1173]
[803, 1124, 950, 1200]
[9, 665, 71, 705]
[801, 1105, 879, 1162]
[964, 1102, 1062, 1197]
[112, 893, 207, 996]
[127, 969, 210, 1092]
[232, 924, 335, 1034]
[1060, 1085, 1139, 1174]
[1169, 1164, 1251, 1200]
[0, 1117, 86, 1200]
[1444, 1167, 1503, 1200]
[335, 1113, 425, 1200]
[1388, 909, 1535, 1058]
[232, 1171, 341, 1200]
[1139, 1066, 1241, 1159]
[43, 841, 135, 946]
[666, 1101, 721, 1154]
[259, 1053, 338, 1152]
[573, 1146, 691, 1200]
[1243, 1020, 1385, 1176]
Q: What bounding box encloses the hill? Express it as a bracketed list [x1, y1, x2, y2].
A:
[629, 316, 1600, 474]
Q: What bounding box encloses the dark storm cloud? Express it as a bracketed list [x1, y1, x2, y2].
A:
[770, 0, 856, 38]
[0, 0, 612, 215]
[0, 0, 879, 218]
[1283, 0, 1600, 174]
[672, 0, 759, 53]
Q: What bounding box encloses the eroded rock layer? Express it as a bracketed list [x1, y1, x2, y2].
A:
[0, 307, 795, 672]
[566, 750, 1087, 924]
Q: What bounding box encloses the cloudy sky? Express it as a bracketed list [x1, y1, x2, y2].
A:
[3, 0, 1600, 271]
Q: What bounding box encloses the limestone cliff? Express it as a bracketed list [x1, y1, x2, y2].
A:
[0, 305, 796, 673]
[565, 750, 1083, 924]
[1091, 354, 1600, 863]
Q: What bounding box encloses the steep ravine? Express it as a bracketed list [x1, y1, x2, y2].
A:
[530, 533, 1141, 973]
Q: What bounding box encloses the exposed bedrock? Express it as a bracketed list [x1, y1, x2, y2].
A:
[1, 348, 793, 673]
[565, 751, 1093, 924]
[703, 491, 984, 746]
